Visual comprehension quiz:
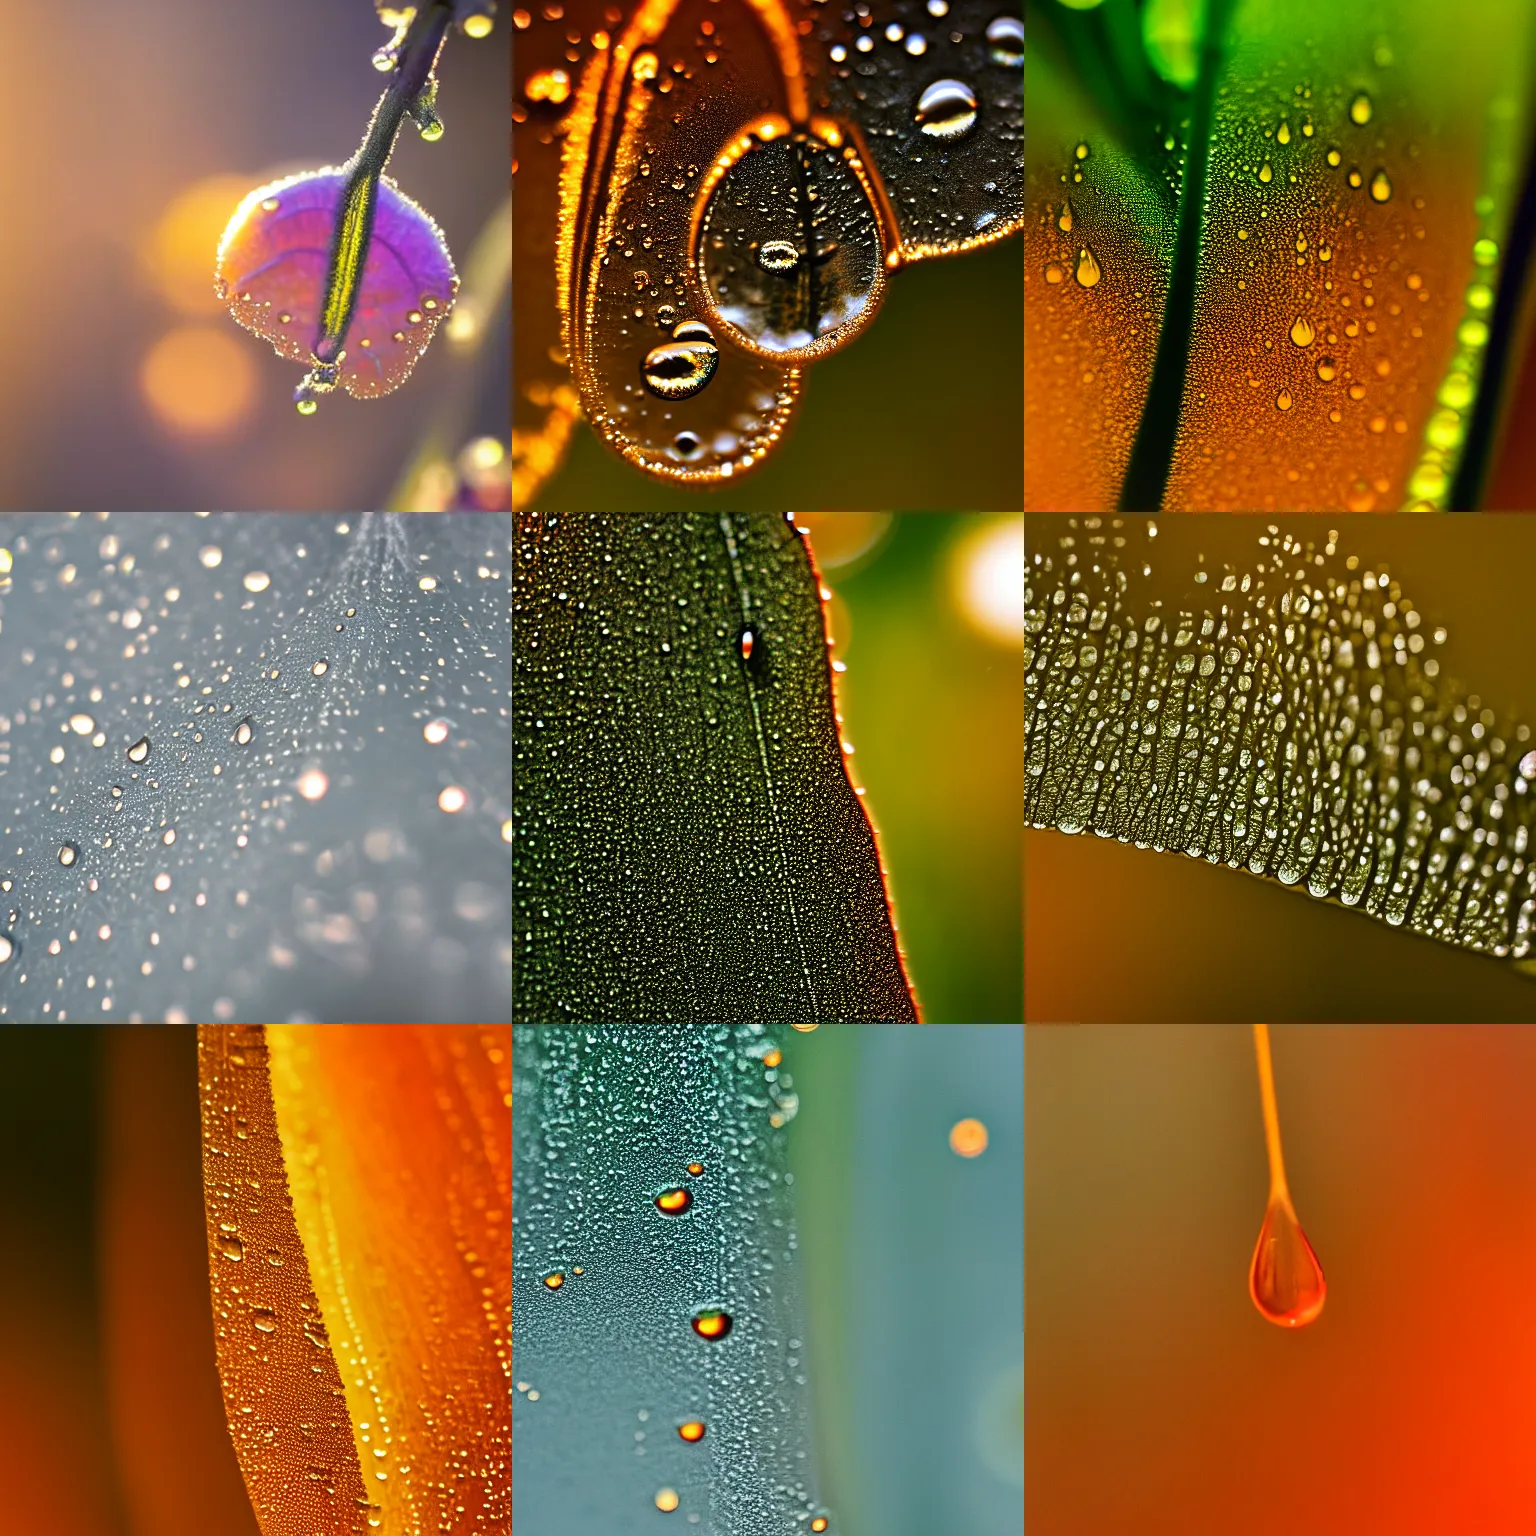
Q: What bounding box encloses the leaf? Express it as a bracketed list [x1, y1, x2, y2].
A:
[1026, 0, 1536, 510]
[513, 512, 918, 1024]
[1026, 513, 1536, 984]
[512, 1023, 830, 1533]
[0, 513, 510, 1024]
[512, 0, 1023, 502]
[198, 1023, 510, 1536]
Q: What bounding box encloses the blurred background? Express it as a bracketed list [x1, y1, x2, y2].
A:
[800, 513, 1022, 1024]
[0, 0, 508, 510]
[1028, 1023, 1536, 1533]
[533, 239, 1022, 511]
[790, 1023, 1023, 1536]
[1026, 514, 1536, 1021]
[0, 1026, 259, 1536]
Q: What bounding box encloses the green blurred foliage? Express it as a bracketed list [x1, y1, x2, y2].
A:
[829, 515, 1022, 1023]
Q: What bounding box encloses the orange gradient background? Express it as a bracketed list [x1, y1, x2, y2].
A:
[1028, 1024, 1536, 1533]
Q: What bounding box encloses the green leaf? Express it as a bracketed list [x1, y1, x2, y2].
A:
[513, 513, 918, 1024]
[1026, 0, 1536, 510]
[1026, 513, 1536, 993]
[512, 1023, 827, 1532]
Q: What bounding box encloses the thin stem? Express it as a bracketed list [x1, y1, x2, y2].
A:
[1252, 1023, 1290, 1205]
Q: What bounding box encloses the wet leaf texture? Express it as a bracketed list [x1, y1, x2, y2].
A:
[512, 0, 1023, 501]
[513, 512, 917, 1023]
[1027, 515, 1536, 964]
[200, 1023, 511, 1536]
[1027, 0, 1536, 510]
[512, 1023, 825, 1533]
[0, 513, 510, 1023]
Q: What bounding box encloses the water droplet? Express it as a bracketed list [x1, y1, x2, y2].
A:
[1318, 243, 1332, 262]
[739, 625, 759, 663]
[1074, 141, 1089, 160]
[1473, 236, 1499, 267]
[302, 1316, 329, 1350]
[641, 327, 720, 399]
[1289, 316, 1315, 347]
[948, 1117, 988, 1157]
[253, 1308, 278, 1334]
[691, 1308, 732, 1339]
[1258, 160, 1273, 183]
[1459, 317, 1490, 348]
[656, 1187, 693, 1215]
[762, 1047, 782, 1067]
[68, 713, 95, 735]
[1316, 357, 1337, 382]
[986, 15, 1023, 66]
[1249, 1194, 1326, 1326]
[915, 78, 978, 139]
[243, 570, 271, 593]
[1520, 749, 1536, 779]
[1439, 371, 1474, 410]
[1044, 262, 1065, 284]
[672, 430, 705, 461]
[58, 843, 78, 867]
[127, 736, 150, 763]
[216, 1232, 245, 1262]
[0, 934, 14, 964]
[655, 1489, 680, 1513]
[232, 718, 253, 746]
[756, 239, 801, 273]
[812, 1521, 830, 1533]
[686, 1162, 704, 1175]
[1277, 119, 1291, 145]
[1276, 388, 1293, 411]
[678, 1421, 706, 1442]
[543, 1271, 565, 1290]
[1369, 168, 1392, 203]
[1349, 91, 1373, 126]
[1348, 166, 1363, 188]
[265, 1247, 284, 1267]
[1075, 247, 1101, 288]
[311, 659, 329, 677]
[423, 718, 451, 744]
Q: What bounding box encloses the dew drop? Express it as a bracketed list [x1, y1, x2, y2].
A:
[69, 713, 95, 735]
[986, 16, 1023, 66]
[1348, 167, 1363, 188]
[678, 1420, 706, 1442]
[1258, 160, 1273, 183]
[641, 329, 719, 400]
[0, 933, 14, 964]
[757, 239, 800, 272]
[672, 430, 705, 461]
[127, 735, 150, 763]
[232, 718, 254, 746]
[655, 1187, 693, 1215]
[1473, 236, 1499, 267]
[915, 78, 978, 139]
[812, 1521, 830, 1533]
[1318, 243, 1332, 262]
[1289, 316, 1315, 347]
[253, 1307, 278, 1334]
[58, 843, 78, 867]
[1369, 168, 1392, 203]
[1316, 357, 1337, 382]
[686, 1162, 704, 1175]
[1327, 148, 1342, 167]
[738, 624, 759, 663]
[1520, 749, 1536, 779]
[1276, 388, 1293, 411]
[216, 1232, 245, 1262]
[543, 1271, 565, 1290]
[243, 570, 271, 593]
[655, 1489, 680, 1513]
[691, 1307, 732, 1339]
[1349, 90, 1373, 126]
[265, 1247, 284, 1267]
[1249, 1194, 1326, 1326]
[1074, 141, 1089, 160]
[1056, 199, 1073, 234]
[1277, 119, 1291, 145]
[1044, 262, 1065, 284]
[1074, 247, 1101, 288]
[311, 659, 329, 677]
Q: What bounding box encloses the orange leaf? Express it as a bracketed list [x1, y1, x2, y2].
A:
[198, 1025, 510, 1535]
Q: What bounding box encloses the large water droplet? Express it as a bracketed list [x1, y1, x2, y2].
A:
[1349, 90, 1373, 126]
[694, 126, 883, 359]
[1056, 199, 1073, 234]
[1369, 168, 1393, 203]
[655, 1187, 693, 1215]
[58, 843, 78, 867]
[1249, 1193, 1327, 1326]
[0, 933, 14, 964]
[216, 1231, 245, 1262]
[1075, 247, 1101, 288]
[641, 325, 720, 400]
[915, 78, 978, 139]
[678, 1419, 706, 1442]
[1276, 389, 1293, 411]
[311, 659, 330, 677]
[252, 1307, 278, 1334]
[986, 15, 1024, 66]
[127, 735, 150, 763]
[690, 1307, 732, 1339]
[1289, 316, 1315, 347]
[232, 718, 254, 746]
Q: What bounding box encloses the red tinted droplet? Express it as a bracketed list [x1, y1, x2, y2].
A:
[739, 626, 756, 662]
[686, 1162, 704, 1176]
[1249, 1194, 1327, 1328]
[655, 1187, 692, 1215]
[690, 1308, 732, 1339]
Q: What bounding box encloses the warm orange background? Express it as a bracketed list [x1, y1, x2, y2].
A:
[1028, 1024, 1536, 1533]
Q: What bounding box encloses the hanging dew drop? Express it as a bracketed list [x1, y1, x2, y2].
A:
[127, 735, 150, 763]
[1075, 247, 1101, 288]
[1289, 316, 1315, 347]
[1369, 168, 1392, 203]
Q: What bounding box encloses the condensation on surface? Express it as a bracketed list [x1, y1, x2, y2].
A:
[513, 511, 917, 1023]
[512, 1024, 822, 1534]
[0, 513, 510, 1022]
[1027, 515, 1536, 961]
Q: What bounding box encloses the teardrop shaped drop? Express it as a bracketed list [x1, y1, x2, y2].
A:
[1248, 1194, 1326, 1327]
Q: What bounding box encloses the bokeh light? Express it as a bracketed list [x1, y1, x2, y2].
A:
[140, 327, 257, 437]
[951, 515, 1024, 648]
[949, 1117, 989, 1157]
[143, 175, 258, 316]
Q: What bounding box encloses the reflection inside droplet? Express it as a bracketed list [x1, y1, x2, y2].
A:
[915, 78, 979, 139]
